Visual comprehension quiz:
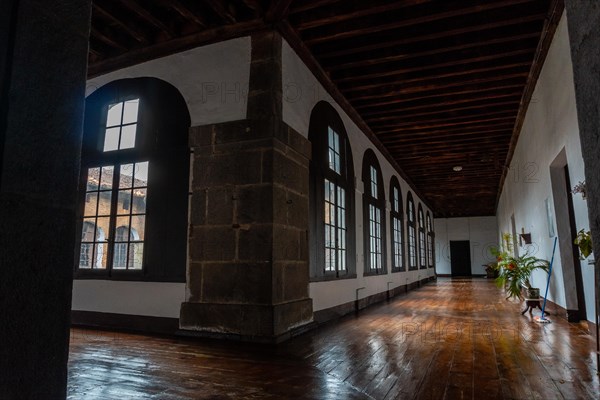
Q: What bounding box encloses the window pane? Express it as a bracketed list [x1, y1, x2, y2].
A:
[131, 215, 146, 241]
[106, 102, 123, 127]
[134, 162, 149, 186]
[95, 217, 110, 242]
[94, 243, 107, 269]
[120, 124, 136, 150]
[113, 242, 129, 270]
[87, 168, 100, 191]
[79, 243, 93, 269]
[81, 219, 96, 241]
[84, 193, 98, 217]
[122, 99, 139, 124]
[132, 188, 147, 214]
[103, 127, 120, 152]
[129, 243, 144, 270]
[116, 190, 132, 215]
[119, 164, 134, 188]
[100, 166, 114, 189]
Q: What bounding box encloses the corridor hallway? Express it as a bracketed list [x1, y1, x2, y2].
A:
[67, 279, 599, 399]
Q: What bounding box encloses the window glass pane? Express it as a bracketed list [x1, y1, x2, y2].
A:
[95, 217, 110, 242]
[94, 243, 108, 269]
[81, 219, 96, 242]
[132, 188, 147, 214]
[104, 127, 120, 152]
[134, 162, 149, 186]
[122, 99, 139, 125]
[84, 193, 98, 217]
[113, 243, 129, 270]
[106, 102, 123, 127]
[117, 190, 132, 215]
[100, 166, 114, 189]
[120, 164, 134, 188]
[79, 243, 93, 269]
[87, 168, 100, 191]
[131, 215, 145, 241]
[96, 191, 112, 217]
[129, 243, 144, 270]
[120, 124, 136, 150]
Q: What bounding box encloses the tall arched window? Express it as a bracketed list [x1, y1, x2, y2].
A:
[418, 204, 426, 269]
[426, 212, 435, 269]
[362, 150, 386, 275]
[309, 101, 355, 279]
[406, 192, 417, 270]
[76, 78, 190, 282]
[390, 177, 404, 272]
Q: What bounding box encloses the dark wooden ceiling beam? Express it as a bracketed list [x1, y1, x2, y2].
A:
[265, 0, 294, 23]
[346, 73, 529, 103]
[372, 115, 516, 132]
[354, 85, 525, 112]
[93, 3, 147, 43]
[203, 0, 237, 23]
[154, 0, 206, 28]
[301, 0, 538, 46]
[91, 27, 128, 52]
[313, 13, 545, 61]
[376, 121, 516, 137]
[293, 0, 434, 30]
[289, 0, 343, 14]
[341, 63, 531, 94]
[120, 1, 174, 38]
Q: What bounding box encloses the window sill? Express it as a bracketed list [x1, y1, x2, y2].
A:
[391, 268, 406, 273]
[74, 270, 185, 283]
[310, 273, 357, 283]
[363, 270, 388, 277]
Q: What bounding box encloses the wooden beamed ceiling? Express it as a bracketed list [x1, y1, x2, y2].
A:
[88, 0, 563, 217]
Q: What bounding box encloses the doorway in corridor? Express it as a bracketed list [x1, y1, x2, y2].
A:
[450, 240, 472, 276]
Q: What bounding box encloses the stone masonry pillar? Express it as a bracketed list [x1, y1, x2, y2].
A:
[180, 32, 313, 342]
[0, 1, 91, 398]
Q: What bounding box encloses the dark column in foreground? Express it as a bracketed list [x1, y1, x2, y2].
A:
[0, 1, 91, 398]
[564, 0, 600, 368]
[180, 32, 313, 342]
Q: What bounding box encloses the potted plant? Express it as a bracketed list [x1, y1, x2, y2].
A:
[491, 234, 549, 300]
[574, 229, 593, 259]
[572, 181, 587, 199]
[484, 262, 499, 278]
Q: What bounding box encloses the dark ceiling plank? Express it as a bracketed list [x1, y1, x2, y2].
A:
[203, 0, 237, 23]
[346, 73, 529, 103]
[265, 0, 294, 22]
[313, 13, 546, 61]
[120, 0, 174, 38]
[355, 85, 525, 112]
[381, 126, 513, 142]
[276, 20, 434, 210]
[341, 63, 531, 94]
[88, 20, 266, 77]
[371, 115, 516, 132]
[362, 94, 522, 118]
[239, 0, 262, 17]
[91, 27, 128, 52]
[301, 0, 538, 46]
[93, 3, 147, 43]
[154, 0, 206, 28]
[496, 0, 565, 205]
[289, 0, 343, 14]
[293, 0, 433, 30]
[376, 121, 516, 137]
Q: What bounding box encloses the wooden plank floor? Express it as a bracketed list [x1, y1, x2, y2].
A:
[68, 278, 599, 399]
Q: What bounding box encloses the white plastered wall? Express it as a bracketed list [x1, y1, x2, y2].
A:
[72, 38, 252, 318]
[282, 39, 435, 312]
[434, 217, 499, 276]
[496, 14, 594, 322]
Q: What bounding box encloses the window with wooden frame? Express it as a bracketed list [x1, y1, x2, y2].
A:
[390, 177, 405, 272]
[406, 192, 417, 270]
[362, 149, 386, 275]
[308, 101, 356, 280]
[426, 212, 435, 269]
[418, 204, 426, 269]
[76, 78, 190, 282]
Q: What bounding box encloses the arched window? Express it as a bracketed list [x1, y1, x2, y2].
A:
[308, 101, 355, 279]
[362, 150, 386, 274]
[406, 192, 417, 270]
[426, 212, 435, 269]
[76, 78, 190, 281]
[418, 204, 426, 269]
[390, 177, 404, 272]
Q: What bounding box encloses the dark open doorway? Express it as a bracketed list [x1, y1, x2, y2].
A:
[450, 240, 472, 277]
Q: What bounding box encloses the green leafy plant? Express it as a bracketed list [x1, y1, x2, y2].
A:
[490, 234, 549, 300]
[574, 229, 593, 259]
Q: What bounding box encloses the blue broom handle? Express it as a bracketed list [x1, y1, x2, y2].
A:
[540, 236, 558, 317]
